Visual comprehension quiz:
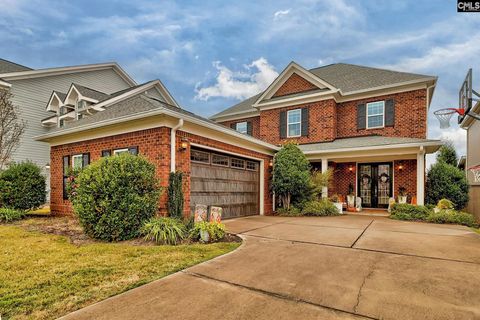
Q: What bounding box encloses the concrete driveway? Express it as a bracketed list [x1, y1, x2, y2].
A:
[61, 215, 480, 320]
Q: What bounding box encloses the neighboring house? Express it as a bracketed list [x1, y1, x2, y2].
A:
[0, 59, 136, 197]
[459, 101, 480, 220]
[36, 61, 442, 218]
[211, 62, 443, 208]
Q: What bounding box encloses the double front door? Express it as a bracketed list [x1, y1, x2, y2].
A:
[358, 163, 393, 208]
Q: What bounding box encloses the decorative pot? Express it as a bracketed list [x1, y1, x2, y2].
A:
[347, 195, 355, 208]
[333, 202, 343, 214]
[200, 230, 210, 243]
[398, 196, 407, 204]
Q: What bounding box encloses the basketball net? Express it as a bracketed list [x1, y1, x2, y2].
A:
[433, 108, 460, 129]
[469, 165, 480, 183]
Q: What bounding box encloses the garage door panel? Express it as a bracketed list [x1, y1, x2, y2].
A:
[190, 150, 260, 219]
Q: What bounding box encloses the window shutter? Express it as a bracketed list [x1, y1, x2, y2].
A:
[279, 110, 287, 139]
[357, 103, 366, 130]
[128, 146, 139, 155]
[63, 155, 70, 175]
[301, 107, 309, 136]
[246, 121, 253, 136]
[62, 155, 70, 200]
[101, 150, 111, 157]
[385, 99, 395, 127]
[230, 123, 236, 130]
[82, 153, 90, 167]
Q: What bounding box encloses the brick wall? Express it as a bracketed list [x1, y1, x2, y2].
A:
[337, 90, 427, 139]
[272, 73, 318, 98]
[330, 162, 357, 197]
[259, 99, 337, 145]
[393, 159, 417, 202]
[50, 126, 274, 216]
[218, 116, 261, 139]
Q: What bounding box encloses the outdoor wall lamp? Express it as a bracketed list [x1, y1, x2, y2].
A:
[398, 162, 404, 171]
[269, 159, 274, 167]
[348, 165, 354, 172]
[180, 139, 188, 150]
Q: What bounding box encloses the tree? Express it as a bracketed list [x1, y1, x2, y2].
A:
[0, 88, 25, 169]
[167, 171, 184, 219]
[310, 169, 333, 199]
[436, 140, 458, 166]
[272, 142, 311, 209]
[426, 161, 469, 210]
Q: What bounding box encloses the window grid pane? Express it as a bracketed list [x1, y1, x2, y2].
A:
[191, 150, 210, 163]
[212, 154, 229, 166]
[230, 158, 245, 169]
[367, 101, 384, 128]
[236, 122, 247, 134]
[287, 109, 301, 137]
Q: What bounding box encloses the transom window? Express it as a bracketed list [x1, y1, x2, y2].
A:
[230, 158, 245, 169]
[191, 150, 210, 163]
[246, 161, 257, 171]
[212, 154, 229, 167]
[113, 148, 130, 156]
[366, 101, 385, 129]
[287, 109, 301, 137]
[235, 122, 248, 134]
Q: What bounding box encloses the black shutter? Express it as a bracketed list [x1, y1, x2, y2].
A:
[62, 155, 70, 200]
[279, 110, 287, 139]
[82, 153, 90, 167]
[128, 146, 139, 155]
[357, 103, 366, 130]
[301, 107, 309, 136]
[101, 150, 111, 157]
[246, 121, 253, 136]
[385, 99, 395, 127]
[230, 123, 236, 130]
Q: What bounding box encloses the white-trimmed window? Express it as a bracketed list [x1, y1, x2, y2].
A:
[235, 122, 248, 134]
[113, 148, 130, 156]
[366, 101, 385, 129]
[287, 109, 301, 137]
[72, 154, 88, 169]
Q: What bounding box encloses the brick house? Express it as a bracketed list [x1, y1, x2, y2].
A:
[36, 61, 442, 218]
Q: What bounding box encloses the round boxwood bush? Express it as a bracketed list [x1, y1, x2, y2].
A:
[71, 154, 161, 241]
[0, 161, 46, 210]
[301, 199, 339, 216]
[426, 161, 469, 210]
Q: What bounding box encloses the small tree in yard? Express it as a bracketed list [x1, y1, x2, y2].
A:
[426, 161, 469, 210]
[70, 153, 161, 241]
[167, 171, 184, 219]
[272, 142, 311, 209]
[436, 141, 458, 166]
[0, 88, 25, 169]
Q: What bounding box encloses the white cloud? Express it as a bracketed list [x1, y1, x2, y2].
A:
[274, 9, 290, 20]
[195, 57, 278, 101]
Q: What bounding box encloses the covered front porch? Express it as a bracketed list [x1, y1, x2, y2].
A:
[300, 136, 443, 208]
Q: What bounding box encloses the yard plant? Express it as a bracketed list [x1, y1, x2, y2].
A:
[141, 217, 186, 245]
[167, 171, 184, 219]
[390, 203, 431, 221]
[70, 153, 161, 241]
[0, 161, 46, 210]
[190, 221, 226, 242]
[301, 199, 340, 216]
[0, 208, 25, 223]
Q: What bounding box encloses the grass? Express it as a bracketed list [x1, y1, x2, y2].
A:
[472, 227, 480, 235]
[0, 221, 240, 319]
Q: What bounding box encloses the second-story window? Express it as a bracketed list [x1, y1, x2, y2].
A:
[366, 101, 385, 129]
[235, 122, 248, 134]
[287, 109, 301, 137]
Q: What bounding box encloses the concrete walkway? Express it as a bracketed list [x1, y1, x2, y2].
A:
[61, 215, 480, 320]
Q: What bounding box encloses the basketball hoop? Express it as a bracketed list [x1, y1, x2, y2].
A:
[469, 165, 480, 183]
[434, 108, 464, 129]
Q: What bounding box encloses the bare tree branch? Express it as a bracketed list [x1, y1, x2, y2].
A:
[0, 88, 25, 169]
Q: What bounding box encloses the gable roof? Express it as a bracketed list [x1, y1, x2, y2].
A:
[71, 83, 110, 102]
[210, 62, 436, 121]
[0, 58, 32, 73]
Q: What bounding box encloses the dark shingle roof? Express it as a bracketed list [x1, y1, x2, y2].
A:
[210, 63, 436, 120]
[53, 91, 67, 102]
[0, 58, 32, 73]
[309, 63, 435, 93]
[72, 83, 110, 101]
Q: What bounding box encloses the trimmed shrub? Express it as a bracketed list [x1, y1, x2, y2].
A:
[427, 210, 478, 228]
[436, 199, 454, 210]
[71, 154, 161, 241]
[190, 221, 226, 242]
[0, 162, 46, 210]
[390, 204, 431, 221]
[276, 206, 302, 216]
[426, 161, 469, 210]
[301, 200, 339, 216]
[0, 208, 25, 223]
[167, 171, 184, 219]
[141, 217, 186, 245]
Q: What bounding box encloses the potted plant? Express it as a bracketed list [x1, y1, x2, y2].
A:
[398, 187, 408, 204]
[330, 194, 343, 214]
[347, 183, 355, 208]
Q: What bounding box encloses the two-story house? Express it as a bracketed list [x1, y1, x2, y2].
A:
[36, 61, 442, 218]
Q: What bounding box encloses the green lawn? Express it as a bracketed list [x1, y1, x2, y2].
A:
[0, 223, 239, 320]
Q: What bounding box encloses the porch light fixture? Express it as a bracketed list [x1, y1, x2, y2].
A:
[180, 139, 188, 150]
[348, 165, 354, 172]
[45, 163, 50, 170]
[398, 162, 404, 171]
[269, 159, 274, 167]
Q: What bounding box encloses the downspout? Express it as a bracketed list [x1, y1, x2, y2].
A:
[170, 118, 184, 172]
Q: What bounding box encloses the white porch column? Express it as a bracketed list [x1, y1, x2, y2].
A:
[321, 158, 328, 198]
[416, 147, 425, 205]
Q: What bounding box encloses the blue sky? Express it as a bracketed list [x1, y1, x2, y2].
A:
[1, 0, 479, 165]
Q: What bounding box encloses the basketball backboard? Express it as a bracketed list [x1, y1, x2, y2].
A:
[458, 68, 473, 123]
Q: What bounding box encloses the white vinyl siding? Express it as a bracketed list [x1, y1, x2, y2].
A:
[366, 101, 385, 129]
[287, 109, 301, 137]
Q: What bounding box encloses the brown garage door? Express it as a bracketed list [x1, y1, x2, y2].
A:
[190, 148, 259, 219]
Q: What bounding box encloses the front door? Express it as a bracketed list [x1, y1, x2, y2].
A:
[358, 163, 393, 208]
